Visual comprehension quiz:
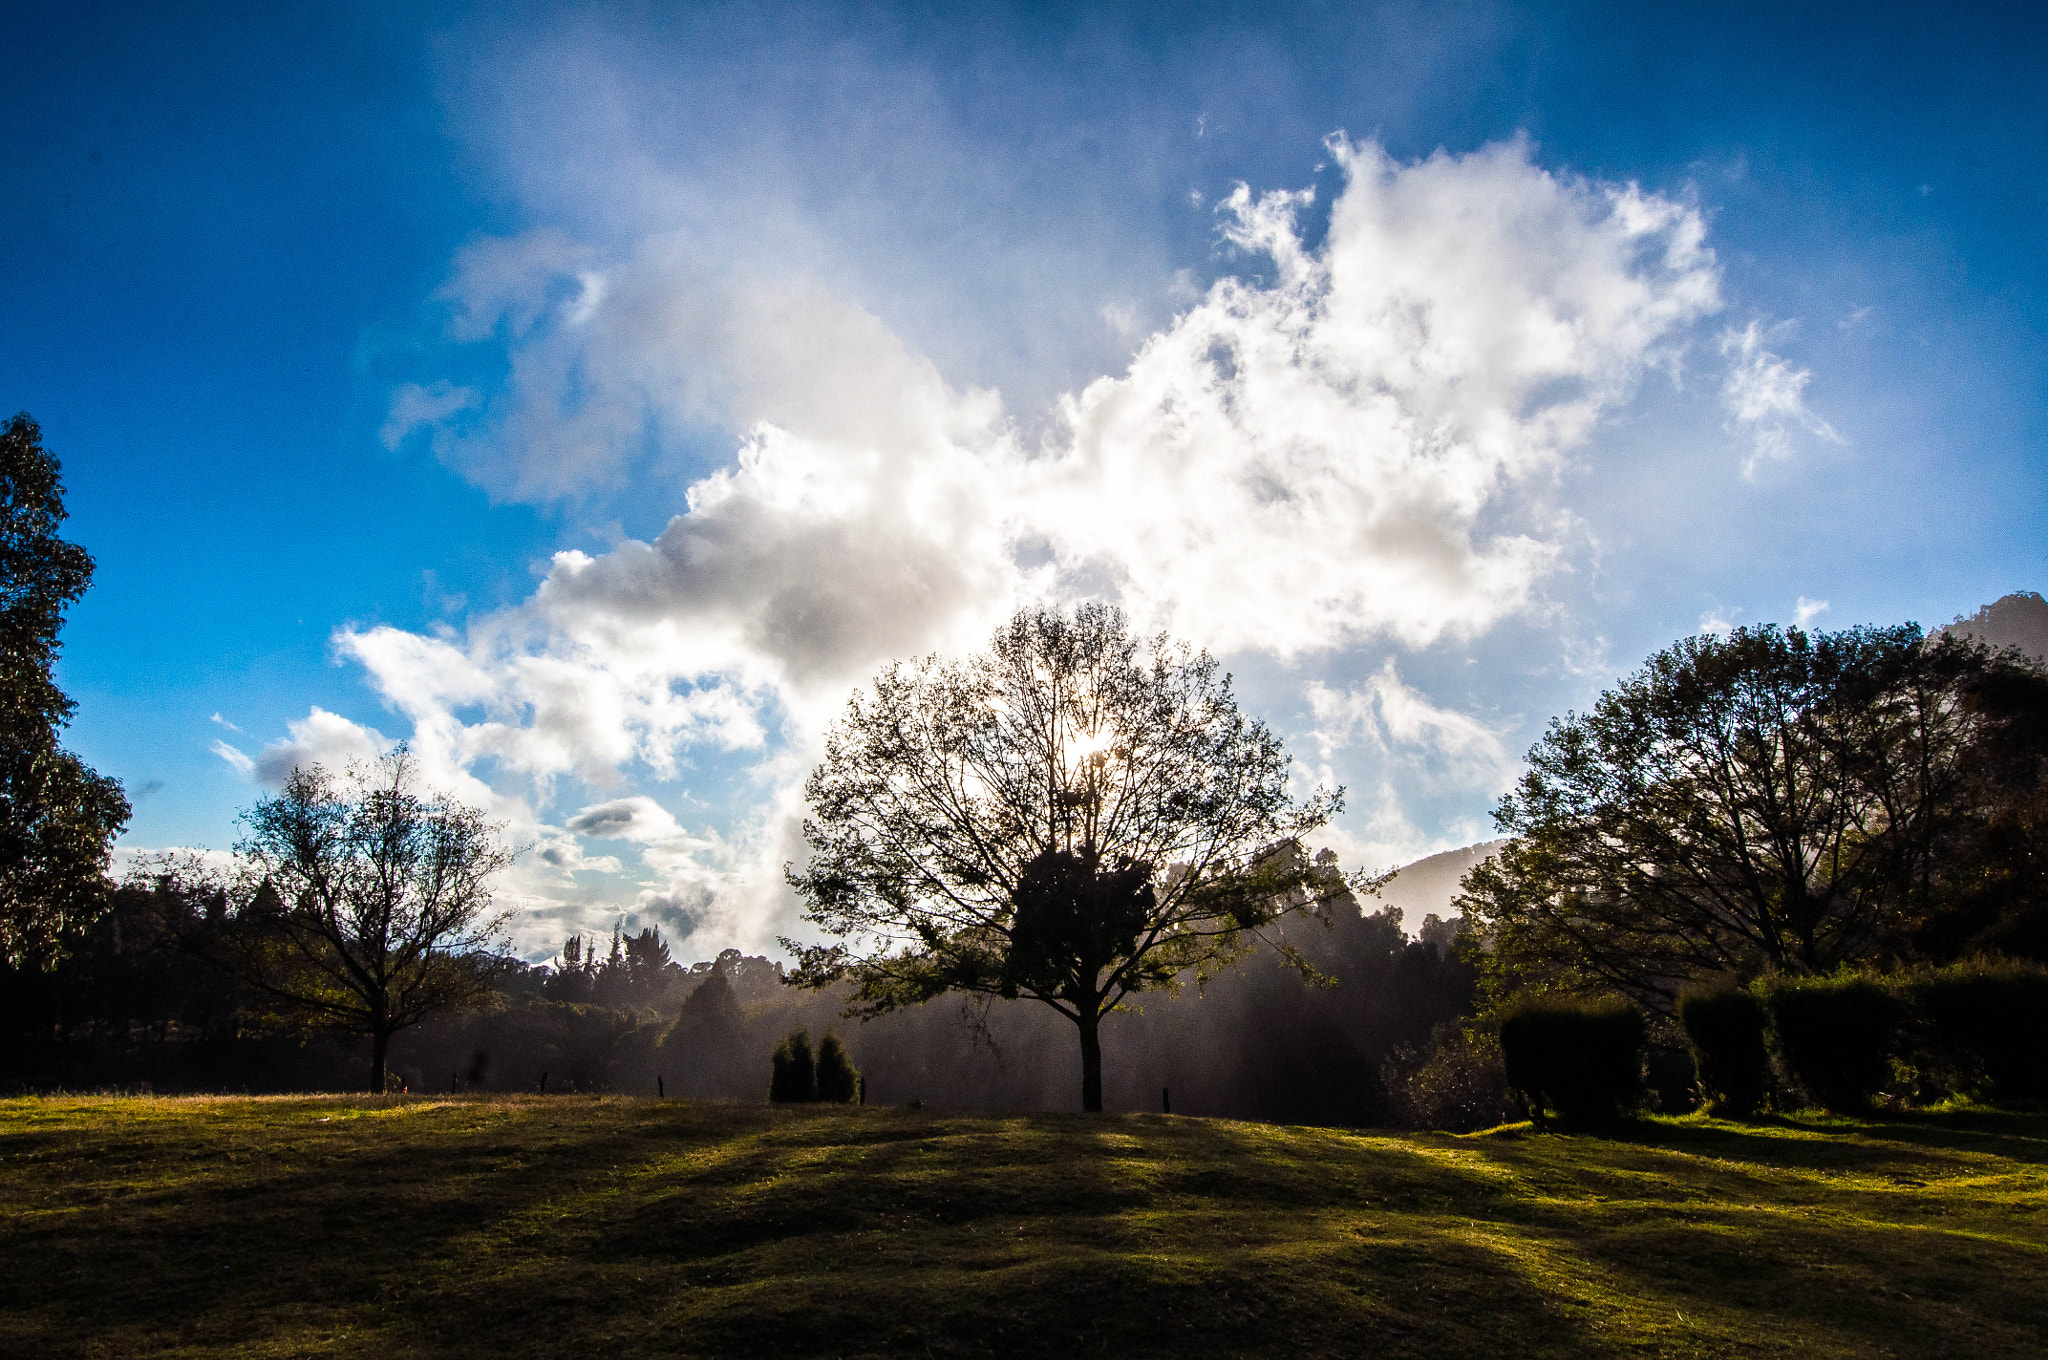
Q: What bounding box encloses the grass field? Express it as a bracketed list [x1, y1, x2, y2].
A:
[3, 1095, 2045, 1358]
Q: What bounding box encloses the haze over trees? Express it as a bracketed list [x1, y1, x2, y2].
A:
[1, 421, 2039, 1137]
[786, 604, 1351, 1111]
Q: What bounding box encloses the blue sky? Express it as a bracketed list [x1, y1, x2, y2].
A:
[5, 1, 2043, 958]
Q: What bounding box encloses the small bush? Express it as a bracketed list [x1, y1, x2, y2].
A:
[769, 1028, 816, 1103]
[1910, 958, 2048, 1103]
[1764, 973, 1903, 1113]
[1499, 998, 1644, 1125]
[1677, 985, 1770, 1118]
[1390, 1026, 1516, 1132]
[815, 1029, 861, 1104]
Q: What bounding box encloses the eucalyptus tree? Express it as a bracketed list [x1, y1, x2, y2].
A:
[785, 604, 1349, 1112]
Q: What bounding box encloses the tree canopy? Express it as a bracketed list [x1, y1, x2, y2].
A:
[1460, 623, 2048, 1007]
[0, 414, 127, 974]
[785, 603, 1348, 1111]
[231, 749, 516, 1092]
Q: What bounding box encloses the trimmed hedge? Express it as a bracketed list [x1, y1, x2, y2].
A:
[1909, 958, 2048, 1103]
[1763, 973, 1903, 1113]
[1677, 985, 1770, 1118]
[769, 1028, 817, 1103]
[1499, 998, 1644, 1124]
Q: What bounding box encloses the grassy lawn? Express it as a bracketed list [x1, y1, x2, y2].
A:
[2, 1096, 2045, 1358]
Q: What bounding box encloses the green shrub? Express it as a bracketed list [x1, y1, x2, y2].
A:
[1391, 1026, 1516, 1132]
[1910, 958, 2048, 1103]
[815, 1029, 861, 1104]
[1764, 973, 1903, 1113]
[1677, 985, 1770, 1118]
[1499, 998, 1644, 1124]
[769, 1028, 817, 1103]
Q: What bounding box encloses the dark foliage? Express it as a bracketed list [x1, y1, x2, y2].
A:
[222, 751, 516, 1092]
[1462, 625, 2048, 1008]
[1499, 998, 1644, 1124]
[1677, 985, 1771, 1118]
[1764, 973, 1904, 1114]
[0, 414, 128, 977]
[1904, 663, 2048, 963]
[770, 1028, 817, 1103]
[787, 604, 1349, 1111]
[1908, 957, 2048, 1103]
[1386, 1024, 1515, 1132]
[815, 1028, 860, 1103]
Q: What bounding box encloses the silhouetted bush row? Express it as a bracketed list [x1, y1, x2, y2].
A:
[770, 1027, 862, 1104]
[1484, 956, 2048, 1130]
[1674, 959, 2048, 1117]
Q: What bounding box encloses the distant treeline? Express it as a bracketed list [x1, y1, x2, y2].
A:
[0, 866, 1477, 1126]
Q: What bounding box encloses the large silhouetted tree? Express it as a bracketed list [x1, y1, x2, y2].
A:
[785, 604, 1348, 1111]
[0, 414, 128, 979]
[233, 749, 516, 1092]
[1460, 623, 2048, 1006]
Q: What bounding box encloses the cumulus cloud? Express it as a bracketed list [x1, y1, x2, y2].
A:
[1794, 595, 1830, 627]
[251, 708, 395, 786]
[335, 134, 1728, 954]
[1720, 321, 1842, 475]
[1034, 136, 1720, 654]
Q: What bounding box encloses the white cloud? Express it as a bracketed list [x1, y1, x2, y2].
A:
[326, 134, 1727, 954]
[1720, 320, 1842, 476]
[209, 712, 240, 733]
[566, 795, 686, 844]
[1699, 608, 1738, 636]
[1036, 136, 1720, 655]
[534, 836, 622, 877]
[209, 739, 254, 778]
[1306, 662, 1515, 795]
[1794, 596, 1830, 627]
[251, 708, 395, 787]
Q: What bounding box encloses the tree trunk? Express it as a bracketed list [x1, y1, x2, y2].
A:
[370, 1026, 390, 1095]
[1078, 1009, 1103, 1113]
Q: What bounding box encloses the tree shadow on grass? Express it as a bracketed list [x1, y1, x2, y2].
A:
[0, 1097, 776, 1356]
[1577, 1107, 2048, 1173]
[523, 1112, 1651, 1360]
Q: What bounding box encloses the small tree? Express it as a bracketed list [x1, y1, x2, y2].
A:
[785, 604, 1346, 1112]
[232, 749, 515, 1093]
[815, 1028, 860, 1103]
[770, 1028, 816, 1102]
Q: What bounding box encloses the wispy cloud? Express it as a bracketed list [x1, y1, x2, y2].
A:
[1794, 596, 1830, 627]
[208, 739, 254, 777]
[1306, 662, 1515, 795]
[1720, 320, 1842, 476]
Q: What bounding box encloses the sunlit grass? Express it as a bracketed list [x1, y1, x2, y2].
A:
[3, 1095, 2045, 1357]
